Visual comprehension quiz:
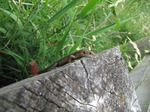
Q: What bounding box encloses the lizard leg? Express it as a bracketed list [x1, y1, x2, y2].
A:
[68, 55, 76, 62]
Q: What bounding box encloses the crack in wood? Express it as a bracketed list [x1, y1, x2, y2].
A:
[48, 76, 65, 90]
[64, 90, 97, 109]
[24, 86, 70, 112]
[61, 71, 89, 91]
[38, 80, 73, 110]
[80, 60, 89, 79]
[30, 106, 43, 112]
[80, 60, 93, 94]
[14, 102, 27, 111]
[39, 72, 97, 110]
[0, 97, 26, 111]
[40, 76, 96, 110]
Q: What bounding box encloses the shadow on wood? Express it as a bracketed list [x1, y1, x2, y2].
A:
[0, 47, 141, 112]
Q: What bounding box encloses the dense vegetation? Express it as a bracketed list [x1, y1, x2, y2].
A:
[0, 0, 149, 87]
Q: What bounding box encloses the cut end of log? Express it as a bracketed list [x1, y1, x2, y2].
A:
[0, 47, 141, 112]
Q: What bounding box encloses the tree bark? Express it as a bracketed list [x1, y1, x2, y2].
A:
[0, 47, 141, 112]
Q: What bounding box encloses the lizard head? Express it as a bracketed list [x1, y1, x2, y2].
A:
[78, 49, 96, 57]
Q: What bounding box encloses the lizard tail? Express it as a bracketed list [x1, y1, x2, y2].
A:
[29, 61, 38, 77]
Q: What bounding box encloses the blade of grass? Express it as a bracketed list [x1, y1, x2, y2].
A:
[48, 7, 112, 38]
[3, 50, 24, 61]
[0, 73, 17, 80]
[110, 6, 120, 29]
[55, 22, 74, 57]
[69, 4, 107, 53]
[93, 32, 114, 44]
[45, 0, 49, 6]
[0, 8, 23, 31]
[1, 50, 24, 66]
[36, 0, 80, 31]
[55, 2, 79, 57]
[80, 0, 102, 18]
[83, 7, 96, 35]
[25, 0, 41, 24]
[5, 65, 22, 73]
[85, 15, 139, 36]
[108, 0, 121, 30]
[61, 0, 81, 35]
[135, 72, 150, 90]
[0, 27, 7, 34]
[37, 42, 47, 65]
[69, 6, 97, 53]
[0, 27, 11, 37]
[85, 23, 115, 36]
[5, 66, 23, 80]
[109, 0, 124, 24]
[69, 36, 84, 53]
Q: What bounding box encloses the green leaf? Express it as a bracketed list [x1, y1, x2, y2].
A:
[80, 0, 101, 18]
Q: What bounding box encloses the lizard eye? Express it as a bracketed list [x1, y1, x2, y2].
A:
[83, 52, 86, 54]
[89, 52, 92, 55]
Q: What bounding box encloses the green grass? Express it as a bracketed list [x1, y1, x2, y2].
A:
[0, 0, 149, 87]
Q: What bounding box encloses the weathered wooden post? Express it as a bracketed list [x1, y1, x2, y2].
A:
[0, 47, 141, 112]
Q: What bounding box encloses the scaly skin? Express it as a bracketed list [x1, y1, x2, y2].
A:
[38, 49, 96, 74]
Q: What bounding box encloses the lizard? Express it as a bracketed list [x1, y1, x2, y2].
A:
[37, 49, 96, 74]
